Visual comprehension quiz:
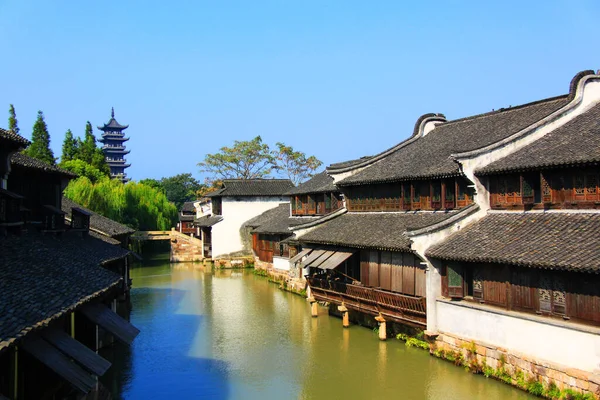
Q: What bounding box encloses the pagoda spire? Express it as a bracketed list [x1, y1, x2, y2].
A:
[111, 107, 115, 118]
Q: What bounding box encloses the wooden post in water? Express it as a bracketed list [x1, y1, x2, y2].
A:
[338, 303, 349, 328]
[375, 314, 386, 341]
[308, 297, 318, 317]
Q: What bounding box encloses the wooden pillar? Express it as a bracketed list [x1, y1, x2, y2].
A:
[338, 304, 349, 328]
[308, 297, 318, 317]
[11, 346, 18, 400]
[71, 312, 76, 338]
[375, 314, 387, 341]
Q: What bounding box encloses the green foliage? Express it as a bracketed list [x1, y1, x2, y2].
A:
[274, 142, 322, 185]
[139, 178, 164, 193]
[526, 379, 544, 396]
[562, 389, 595, 400]
[198, 135, 277, 182]
[545, 382, 561, 399]
[64, 176, 178, 230]
[61, 129, 78, 162]
[8, 104, 19, 134]
[252, 268, 268, 277]
[396, 333, 430, 350]
[158, 173, 203, 210]
[60, 160, 105, 183]
[24, 110, 55, 165]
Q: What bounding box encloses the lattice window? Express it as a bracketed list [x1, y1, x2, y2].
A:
[575, 175, 585, 195]
[291, 197, 296, 210]
[538, 273, 566, 316]
[457, 180, 467, 201]
[296, 196, 302, 210]
[538, 274, 552, 313]
[445, 182, 455, 201]
[325, 193, 332, 209]
[432, 182, 441, 202]
[522, 178, 533, 198]
[403, 184, 411, 206]
[541, 174, 551, 202]
[586, 173, 598, 195]
[332, 194, 340, 210]
[473, 268, 483, 300]
[412, 184, 420, 202]
[553, 277, 566, 315]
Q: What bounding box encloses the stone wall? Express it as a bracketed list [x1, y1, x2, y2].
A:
[170, 234, 203, 262]
[431, 332, 599, 398]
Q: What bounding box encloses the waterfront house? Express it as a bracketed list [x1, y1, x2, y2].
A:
[294, 70, 600, 394]
[177, 201, 197, 235]
[195, 179, 294, 259]
[0, 129, 139, 399]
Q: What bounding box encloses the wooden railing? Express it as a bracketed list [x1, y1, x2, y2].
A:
[307, 278, 426, 327]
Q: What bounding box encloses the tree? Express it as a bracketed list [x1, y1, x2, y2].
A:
[139, 178, 164, 193]
[61, 129, 78, 162]
[159, 173, 203, 210]
[60, 159, 105, 183]
[80, 121, 96, 164]
[24, 111, 55, 165]
[8, 104, 19, 134]
[275, 142, 322, 185]
[198, 136, 277, 182]
[64, 176, 178, 231]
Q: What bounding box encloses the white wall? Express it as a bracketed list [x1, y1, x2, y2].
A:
[194, 200, 212, 218]
[437, 300, 600, 373]
[273, 256, 290, 271]
[211, 196, 288, 258]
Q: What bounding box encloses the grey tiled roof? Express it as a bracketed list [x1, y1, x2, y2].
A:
[62, 197, 135, 237]
[179, 215, 195, 222]
[181, 201, 196, 213]
[205, 179, 294, 197]
[0, 128, 30, 147]
[426, 212, 600, 273]
[328, 156, 374, 170]
[285, 171, 338, 195]
[337, 95, 570, 185]
[299, 211, 458, 251]
[244, 203, 316, 234]
[477, 102, 600, 175]
[0, 231, 128, 350]
[194, 215, 223, 227]
[11, 153, 77, 177]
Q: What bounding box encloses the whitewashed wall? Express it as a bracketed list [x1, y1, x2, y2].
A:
[437, 300, 600, 373]
[211, 196, 288, 258]
[273, 256, 290, 271]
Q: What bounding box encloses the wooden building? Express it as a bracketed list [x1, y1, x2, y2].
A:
[177, 201, 197, 235]
[293, 70, 600, 395]
[0, 128, 139, 399]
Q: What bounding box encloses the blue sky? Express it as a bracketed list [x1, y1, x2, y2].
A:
[1, 1, 599, 182]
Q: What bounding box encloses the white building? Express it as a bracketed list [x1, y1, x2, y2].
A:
[198, 179, 293, 259]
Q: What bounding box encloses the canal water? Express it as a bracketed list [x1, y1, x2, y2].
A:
[101, 258, 535, 400]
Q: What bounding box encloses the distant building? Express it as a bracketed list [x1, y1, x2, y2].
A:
[98, 108, 131, 183]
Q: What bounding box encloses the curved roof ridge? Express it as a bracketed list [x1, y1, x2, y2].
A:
[327, 112, 445, 174]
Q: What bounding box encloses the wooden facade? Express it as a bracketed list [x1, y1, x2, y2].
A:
[345, 177, 474, 212]
[291, 192, 343, 216]
[488, 167, 600, 210]
[306, 249, 428, 327]
[441, 262, 600, 326]
[252, 233, 291, 262]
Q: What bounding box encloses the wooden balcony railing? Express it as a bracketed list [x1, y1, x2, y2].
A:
[307, 278, 426, 327]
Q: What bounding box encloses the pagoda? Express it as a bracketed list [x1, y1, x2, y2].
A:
[98, 108, 131, 183]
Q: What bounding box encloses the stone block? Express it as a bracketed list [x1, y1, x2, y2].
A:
[486, 349, 500, 360]
[475, 345, 487, 357]
[515, 358, 532, 373]
[486, 358, 498, 370]
[443, 335, 456, 346]
[546, 368, 563, 382]
[575, 379, 589, 391]
[566, 368, 589, 381]
[589, 382, 599, 395]
[590, 374, 600, 385]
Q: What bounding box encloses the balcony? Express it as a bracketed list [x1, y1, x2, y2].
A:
[307, 277, 426, 327]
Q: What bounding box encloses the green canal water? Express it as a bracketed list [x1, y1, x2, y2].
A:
[101, 258, 536, 400]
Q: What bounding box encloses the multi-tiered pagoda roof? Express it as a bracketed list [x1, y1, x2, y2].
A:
[98, 108, 130, 183]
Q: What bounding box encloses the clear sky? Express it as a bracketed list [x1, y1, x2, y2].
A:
[1, 1, 599, 182]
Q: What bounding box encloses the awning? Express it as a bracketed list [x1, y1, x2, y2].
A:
[309, 251, 335, 268]
[41, 328, 111, 376]
[21, 336, 95, 393]
[289, 248, 312, 264]
[80, 303, 140, 345]
[318, 250, 355, 270]
[301, 249, 328, 267]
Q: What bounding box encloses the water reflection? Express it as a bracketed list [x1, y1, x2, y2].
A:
[104, 260, 534, 400]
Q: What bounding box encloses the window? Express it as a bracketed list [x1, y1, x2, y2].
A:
[325, 193, 332, 210]
[447, 263, 464, 298]
[431, 182, 441, 209]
